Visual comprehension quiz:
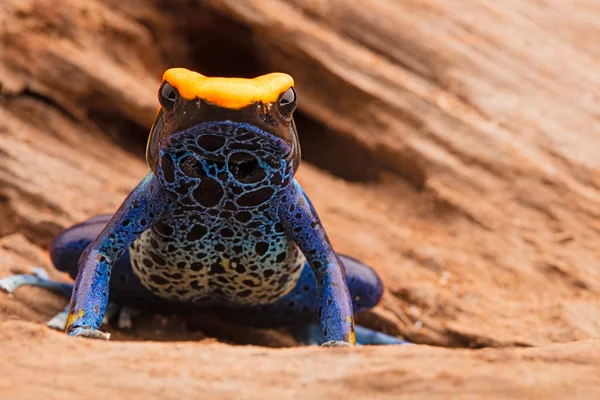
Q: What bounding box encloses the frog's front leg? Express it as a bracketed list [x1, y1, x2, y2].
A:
[66, 172, 171, 338]
[279, 180, 355, 347]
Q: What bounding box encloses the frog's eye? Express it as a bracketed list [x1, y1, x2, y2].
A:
[278, 87, 297, 116]
[159, 81, 179, 110]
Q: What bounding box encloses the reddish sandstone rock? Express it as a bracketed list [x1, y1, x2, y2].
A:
[1, 0, 600, 398]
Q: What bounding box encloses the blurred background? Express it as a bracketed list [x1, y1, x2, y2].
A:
[1, 1, 600, 396]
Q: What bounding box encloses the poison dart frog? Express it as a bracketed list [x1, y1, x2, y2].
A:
[0, 68, 408, 346]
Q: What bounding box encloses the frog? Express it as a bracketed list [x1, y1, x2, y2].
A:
[0, 68, 408, 347]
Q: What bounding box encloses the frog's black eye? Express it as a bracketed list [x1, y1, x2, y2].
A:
[159, 82, 179, 110]
[278, 87, 297, 116]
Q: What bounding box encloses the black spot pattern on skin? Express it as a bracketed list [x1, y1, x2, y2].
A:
[223, 201, 237, 211]
[263, 270, 274, 278]
[270, 173, 283, 186]
[160, 155, 176, 183]
[229, 152, 267, 184]
[235, 264, 246, 273]
[192, 177, 224, 208]
[191, 280, 202, 290]
[233, 245, 243, 254]
[150, 274, 169, 285]
[215, 243, 225, 252]
[186, 224, 208, 241]
[175, 179, 195, 195]
[236, 187, 275, 207]
[180, 156, 205, 178]
[220, 211, 232, 219]
[220, 228, 234, 238]
[235, 211, 252, 223]
[197, 134, 226, 151]
[209, 263, 226, 275]
[154, 222, 173, 236]
[190, 262, 204, 271]
[236, 132, 254, 141]
[276, 252, 287, 263]
[278, 274, 289, 285]
[230, 142, 261, 151]
[255, 242, 269, 256]
[148, 251, 166, 266]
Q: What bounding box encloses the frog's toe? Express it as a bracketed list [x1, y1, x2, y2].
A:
[68, 327, 111, 340]
[291, 323, 411, 346]
[321, 340, 352, 347]
[0, 269, 73, 296]
[290, 324, 353, 347]
[0, 275, 20, 293]
[354, 325, 411, 345]
[30, 266, 51, 280]
[116, 306, 138, 330]
[46, 305, 70, 331]
[102, 303, 138, 330]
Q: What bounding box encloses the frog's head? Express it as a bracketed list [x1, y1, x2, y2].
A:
[146, 68, 301, 208]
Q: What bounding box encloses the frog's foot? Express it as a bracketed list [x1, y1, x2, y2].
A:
[0, 267, 73, 297]
[291, 323, 411, 346]
[46, 305, 70, 331]
[321, 340, 352, 347]
[46, 302, 138, 332]
[104, 303, 138, 330]
[353, 325, 411, 345]
[68, 327, 111, 340]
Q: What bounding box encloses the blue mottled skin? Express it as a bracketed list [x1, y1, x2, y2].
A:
[1, 71, 408, 346]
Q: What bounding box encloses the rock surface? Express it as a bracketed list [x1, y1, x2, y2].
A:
[1, 0, 600, 398]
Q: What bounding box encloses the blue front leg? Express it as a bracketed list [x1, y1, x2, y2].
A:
[66, 172, 171, 337]
[279, 180, 355, 346]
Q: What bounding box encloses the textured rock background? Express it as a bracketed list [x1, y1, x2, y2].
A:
[1, 0, 600, 398]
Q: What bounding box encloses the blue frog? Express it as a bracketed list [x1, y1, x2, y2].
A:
[0, 68, 407, 347]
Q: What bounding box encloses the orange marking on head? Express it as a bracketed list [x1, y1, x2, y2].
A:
[163, 68, 294, 109]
